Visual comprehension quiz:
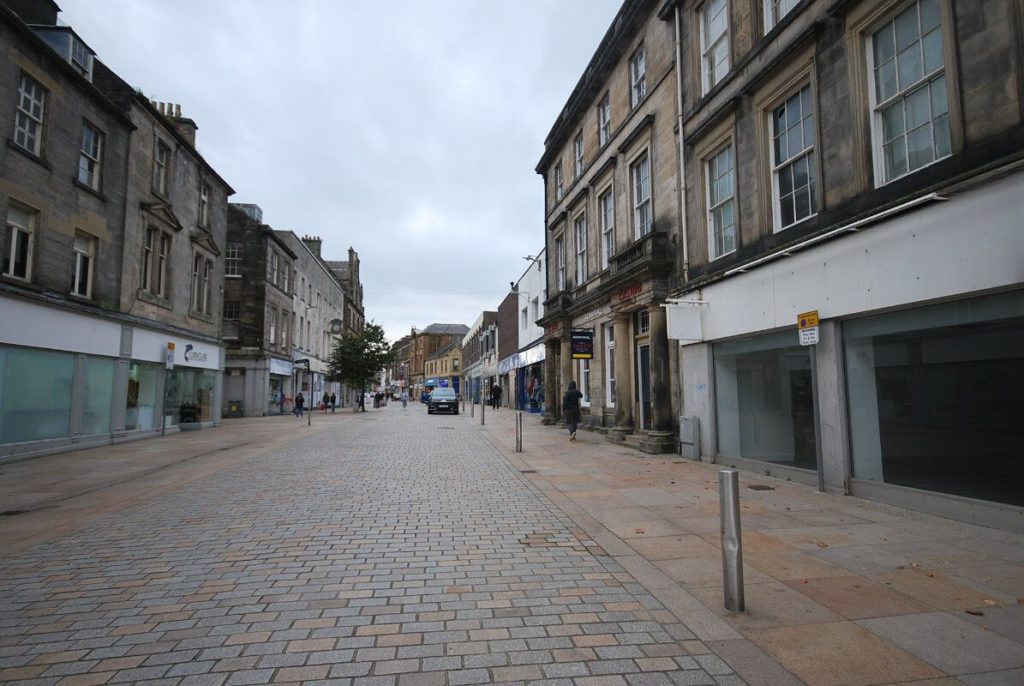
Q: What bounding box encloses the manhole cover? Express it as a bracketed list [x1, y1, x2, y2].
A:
[747, 484, 774, 491]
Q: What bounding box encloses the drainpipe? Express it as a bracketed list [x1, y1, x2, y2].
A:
[674, 3, 690, 283]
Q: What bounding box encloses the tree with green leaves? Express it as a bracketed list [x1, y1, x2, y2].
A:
[326, 322, 395, 411]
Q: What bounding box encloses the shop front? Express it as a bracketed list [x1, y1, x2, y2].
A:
[269, 357, 292, 414]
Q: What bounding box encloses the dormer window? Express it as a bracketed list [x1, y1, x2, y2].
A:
[70, 37, 92, 80]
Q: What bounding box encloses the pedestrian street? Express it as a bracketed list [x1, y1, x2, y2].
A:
[0, 407, 738, 685]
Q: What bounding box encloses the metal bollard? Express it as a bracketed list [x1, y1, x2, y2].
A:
[515, 411, 523, 452]
[471, 401, 474, 417]
[481, 397, 486, 425]
[719, 469, 745, 612]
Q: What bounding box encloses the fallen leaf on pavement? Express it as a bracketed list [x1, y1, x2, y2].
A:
[966, 609, 985, 616]
[984, 599, 997, 606]
[635, 529, 645, 534]
[816, 541, 828, 548]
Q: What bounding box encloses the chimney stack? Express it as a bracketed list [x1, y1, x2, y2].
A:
[302, 235, 323, 258]
[150, 101, 198, 148]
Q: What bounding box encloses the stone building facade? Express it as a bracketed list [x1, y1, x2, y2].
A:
[222, 204, 297, 417]
[537, 0, 680, 452]
[658, 0, 1024, 529]
[274, 232, 349, 409]
[0, 1, 232, 460]
[461, 312, 497, 405]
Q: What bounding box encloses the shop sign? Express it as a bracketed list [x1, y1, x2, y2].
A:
[269, 358, 293, 376]
[798, 310, 819, 346]
[183, 344, 208, 363]
[616, 282, 643, 301]
[165, 342, 175, 370]
[570, 330, 594, 359]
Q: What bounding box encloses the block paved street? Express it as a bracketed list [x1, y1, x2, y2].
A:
[2, 402, 1024, 685]
[0, 406, 736, 686]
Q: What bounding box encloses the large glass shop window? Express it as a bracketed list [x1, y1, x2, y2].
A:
[844, 291, 1024, 506]
[0, 347, 75, 443]
[714, 331, 817, 469]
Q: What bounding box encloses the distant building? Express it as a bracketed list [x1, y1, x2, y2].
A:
[461, 313, 497, 404]
[497, 251, 546, 412]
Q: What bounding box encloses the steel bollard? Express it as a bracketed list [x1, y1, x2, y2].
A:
[515, 411, 523, 452]
[481, 397, 486, 425]
[719, 469, 745, 612]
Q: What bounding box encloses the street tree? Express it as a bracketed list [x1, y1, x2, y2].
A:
[326, 322, 395, 409]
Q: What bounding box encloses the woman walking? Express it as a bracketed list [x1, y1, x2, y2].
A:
[562, 380, 583, 441]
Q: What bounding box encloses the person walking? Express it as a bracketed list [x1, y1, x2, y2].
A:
[492, 384, 502, 410]
[321, 391, 330, 413]
[562, 380, 583, 441]
[294, 392, 305, 418]
[400, 389, 408, 409]
[329, 392, 336, 413]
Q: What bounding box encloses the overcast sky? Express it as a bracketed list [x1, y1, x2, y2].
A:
[57, 0, 623, 342]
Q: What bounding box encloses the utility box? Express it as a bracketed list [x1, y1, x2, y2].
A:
[679, 415, 700, 460]
[225, 400, 244, 418]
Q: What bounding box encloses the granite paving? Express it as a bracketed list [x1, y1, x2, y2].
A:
[0, 409, 733, 685]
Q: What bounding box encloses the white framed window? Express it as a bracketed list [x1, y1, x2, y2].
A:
[153, 141, 170, 195]
[554, 163, 564, 201]
[191, 252, 213, 314]
[225, 243, 242, 277]
[223, 301, 240, 339]
[771, 84, 817, 230]
[3, 204, 36, 281]
[70, 37, 92, 78]
[198, 183, 210, 228]
[636, 309, 651, 335]
[599, 190, 615, 269]
[574, 214, 588, 285]
[604, 324, 616, 407]
[574, 132, 584, 178]
[14, 74, 45, 155]
[629, 45, 647, 108]
[868, 0, 950, 185]
[531, 297, 539, 323]
[765, 0, 800, 32]
[72, 231, 96, 298]
[141, 227, 170, 297]
[701, 0, 731, 94]
[598, 93, 611, 147]
[577, 359, 591, 406]
[270, 308, 278, 348]
[555, 235, 566, 291]
[78, 122, 102, 190]
[299, 315, 305, 348]
[269, 250, 279, 285]
[631, 153, 652, 238]
[706, 144, 736, 259]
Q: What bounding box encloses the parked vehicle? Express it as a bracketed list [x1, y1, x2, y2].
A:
[427, 387, 458, 415]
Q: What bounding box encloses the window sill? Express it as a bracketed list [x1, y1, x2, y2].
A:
[6, 139, 52, 170]
[73, 178, 107, 202]
[189, 310, 216, 325]
[136, 289, 173, 310]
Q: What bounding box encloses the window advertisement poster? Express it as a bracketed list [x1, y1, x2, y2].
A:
[570, 330, 594, 359]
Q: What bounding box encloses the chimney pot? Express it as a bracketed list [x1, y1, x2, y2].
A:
[175, 104, 182, 117]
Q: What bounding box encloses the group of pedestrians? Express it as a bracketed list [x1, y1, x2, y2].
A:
[292, 391, 337, 418]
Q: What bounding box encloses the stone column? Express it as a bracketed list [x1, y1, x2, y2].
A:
[543, 339, 559, 425]
[644, 303, 676, 453]
[611, 314, 633, 440]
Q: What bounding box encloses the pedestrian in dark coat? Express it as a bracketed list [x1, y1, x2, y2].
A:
[562, 380, 583, 440]
[329, 392, 337, 413]
[294, 392, 305, 418]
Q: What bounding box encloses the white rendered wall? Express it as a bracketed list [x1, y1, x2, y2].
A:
[0, 296, 122, 357]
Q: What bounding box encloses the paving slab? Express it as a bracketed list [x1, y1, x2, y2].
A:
[856, 612, 1024, 675]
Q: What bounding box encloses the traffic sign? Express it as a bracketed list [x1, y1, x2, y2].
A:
[798, 310, 819, 346]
